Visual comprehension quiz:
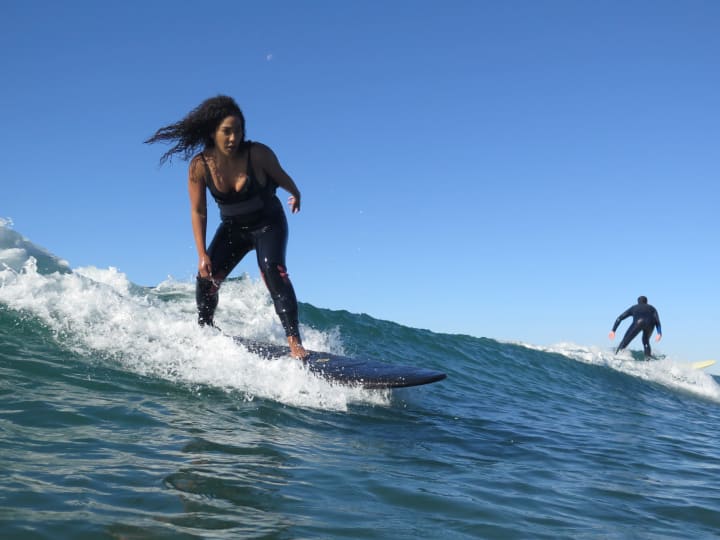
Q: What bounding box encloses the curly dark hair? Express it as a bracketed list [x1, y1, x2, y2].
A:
[145, 95, 245, 164]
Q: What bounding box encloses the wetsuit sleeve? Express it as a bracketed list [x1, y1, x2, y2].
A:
[653, 308, 662, 334]
[612, 308, 632, 332]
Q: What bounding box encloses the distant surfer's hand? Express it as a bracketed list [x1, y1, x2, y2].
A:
[608, 331, 615, 340]
[656, 334, 662, 342]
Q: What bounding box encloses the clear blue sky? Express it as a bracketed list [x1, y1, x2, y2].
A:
[3, 0, 719, 362]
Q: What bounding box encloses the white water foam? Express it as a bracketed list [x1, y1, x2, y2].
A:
[525, 341, 720, 403]
[0, 226, 390, 411]
[0, 218, 71, 273]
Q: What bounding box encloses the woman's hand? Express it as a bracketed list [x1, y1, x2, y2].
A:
[198, 253, 212, 278]
[288, 194, 301, 214]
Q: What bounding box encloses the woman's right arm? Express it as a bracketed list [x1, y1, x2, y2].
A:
[188, 156, 212, 278]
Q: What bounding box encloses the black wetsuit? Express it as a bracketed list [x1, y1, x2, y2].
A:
[195, 142, 300, 338]
[612, 303, 662, 358]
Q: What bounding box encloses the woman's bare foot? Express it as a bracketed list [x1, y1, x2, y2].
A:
[288, 336, 308, 359]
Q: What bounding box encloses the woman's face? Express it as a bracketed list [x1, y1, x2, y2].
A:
[212, 115, 243, 156]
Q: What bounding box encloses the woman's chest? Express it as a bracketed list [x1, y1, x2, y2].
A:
[208, 160, 249, 194]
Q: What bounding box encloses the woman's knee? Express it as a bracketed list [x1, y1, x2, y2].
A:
[259, 262, 292, 290]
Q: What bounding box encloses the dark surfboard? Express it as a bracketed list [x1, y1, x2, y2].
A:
[234, 337, 447, 389]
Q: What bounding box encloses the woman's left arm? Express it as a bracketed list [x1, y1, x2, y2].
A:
[257, 143, 302, 213]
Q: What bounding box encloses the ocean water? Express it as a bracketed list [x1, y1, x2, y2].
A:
[2, 220, 720, 539]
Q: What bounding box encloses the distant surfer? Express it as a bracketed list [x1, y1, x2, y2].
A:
[145, 95, 307, 359]
[608, 296, 662, 359]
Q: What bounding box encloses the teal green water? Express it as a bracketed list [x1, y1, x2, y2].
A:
[2, 224, 720, 539]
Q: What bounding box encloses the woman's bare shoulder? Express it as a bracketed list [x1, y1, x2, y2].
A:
[249, 141, 279, 164]
[249, 140, 271, 153]
[188, 152, 208, 184]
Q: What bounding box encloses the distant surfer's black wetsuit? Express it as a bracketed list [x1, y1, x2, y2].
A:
[612, 302, 662, 358]
[195, 142, 300, 338]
